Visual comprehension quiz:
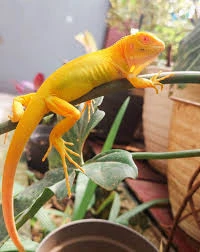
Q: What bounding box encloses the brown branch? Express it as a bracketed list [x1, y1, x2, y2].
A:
[179, 207, 200, 223]
[187, 166, 200, 230]
[165, 167, 200, 251]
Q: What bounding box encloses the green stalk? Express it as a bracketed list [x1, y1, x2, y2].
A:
[102, 97, 130, 152]
[132, 149, 200, 160]
[92, 191, 116, 216]
[115, 198, 169, 225]
[72, 97, 130, 220]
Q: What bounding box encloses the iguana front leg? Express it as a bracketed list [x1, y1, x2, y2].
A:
[127, 73, 163, 93]
[43, 96, 84, 197]
[127, 72, 171, 93]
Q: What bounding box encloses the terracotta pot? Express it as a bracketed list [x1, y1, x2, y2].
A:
[168, 97, 200, 241]
[37, 219, 158, 252]
[142, 66, 172, 175]
[170, 84, 200, 103]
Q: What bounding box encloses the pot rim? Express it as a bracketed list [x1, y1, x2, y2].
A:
[170, 96, 200, 107]
[37, 219, 158, 251]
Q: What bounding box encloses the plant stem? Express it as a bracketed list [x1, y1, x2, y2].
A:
[0, 120, 17, 135]
[102, 97, 130, 152]
[116, 198, 169, 225]
[132, 149, 200, 160]
[92, 191, 116, 216]
[1, 71, 200, 135]
[73, 71, 200, 104]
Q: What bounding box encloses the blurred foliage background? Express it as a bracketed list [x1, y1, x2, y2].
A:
[107, 0, 200, 65]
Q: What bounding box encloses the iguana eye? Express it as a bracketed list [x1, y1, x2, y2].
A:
[139, 34, 151, 45]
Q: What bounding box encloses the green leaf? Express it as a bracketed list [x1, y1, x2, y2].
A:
[35, 207, 57, 233]
[174, 21, 200, 72]
[108, 192, 121, 221]
[115, 198, 169, 225]
[0, 237, 38, 252]
[102, 97, 130, 152]
[44, 208, 65, 218]
[72, 97, 130, 221]
[174, 21, 200, 88]
[0, 168, 75, 242]
[15, 171, 75, 231]
[64, 98, 105, 221]
[72, 173, 96, 220]
[14, 168, 74, 212]
[84, 149, 138, 190]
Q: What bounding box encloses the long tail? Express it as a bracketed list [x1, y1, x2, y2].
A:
[2, 97, 47, 252]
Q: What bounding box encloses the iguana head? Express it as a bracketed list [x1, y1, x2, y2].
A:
[120, 32, 165, 74]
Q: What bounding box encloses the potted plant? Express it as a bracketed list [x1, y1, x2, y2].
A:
[141, 4, 196, 175]
[167, 20, 200, 241]
[142, 64, 173, 175]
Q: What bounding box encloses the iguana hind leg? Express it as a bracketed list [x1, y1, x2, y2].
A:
[43, 96, 84, 197]
[9, 93, 36, 122]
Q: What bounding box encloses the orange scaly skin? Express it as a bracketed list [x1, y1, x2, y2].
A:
[2, 32, 165, 251]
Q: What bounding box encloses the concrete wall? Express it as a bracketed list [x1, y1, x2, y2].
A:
[0, 0, 109, 93]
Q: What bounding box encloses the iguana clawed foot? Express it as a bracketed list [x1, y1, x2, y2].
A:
[81, 99, 95, 121]
[42, 137, 84, 197]
[150, 72, 173, 94]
